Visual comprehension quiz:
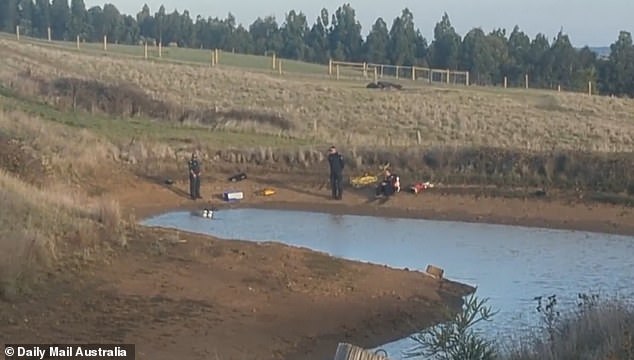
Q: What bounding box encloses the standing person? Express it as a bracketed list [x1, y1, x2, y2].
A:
[188, 152, 202, 200]
[327, 146, 344, 200]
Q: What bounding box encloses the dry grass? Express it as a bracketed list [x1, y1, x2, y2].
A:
[506, 298, 634, 360]
[0, 169, 127, 298]
[0, 109, 127, 299]
[0, 38, 632, 196]
[1, 38, 633, 152]
[1, 90, 633, 195]
[0, 108, 120, 178]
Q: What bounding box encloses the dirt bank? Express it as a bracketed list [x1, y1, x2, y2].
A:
[1, 167, 476, 360]
[1, 226, 471, 360]
[2, 166, 633, 360]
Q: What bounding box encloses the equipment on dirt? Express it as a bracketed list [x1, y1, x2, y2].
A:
[201, 208, 214, 218]
[350, 174, 378, 188]
[223, 190, 244, 201]
[228, 172, 247, 182]
[349, 162, 391, 189]
[410, 181, 434, 194]
[259, 188, 276, 196]
[164, 178, 174, 185]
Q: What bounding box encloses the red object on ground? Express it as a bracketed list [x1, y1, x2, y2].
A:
[410, 182, 432, 194]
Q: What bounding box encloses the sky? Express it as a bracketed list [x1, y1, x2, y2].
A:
[84, 0, 634, 47]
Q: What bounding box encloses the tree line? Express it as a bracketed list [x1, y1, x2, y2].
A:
[1, 0, 633, 96]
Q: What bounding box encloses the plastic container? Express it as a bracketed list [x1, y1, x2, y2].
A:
[223, 191, 244, 201]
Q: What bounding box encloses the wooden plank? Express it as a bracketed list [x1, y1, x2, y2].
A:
[425, 264, 444, 279]
[333, 343, 391, 360]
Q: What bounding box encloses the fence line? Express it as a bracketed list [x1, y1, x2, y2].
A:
[7, 26, 595, 96]
[328, 59, 470, 86]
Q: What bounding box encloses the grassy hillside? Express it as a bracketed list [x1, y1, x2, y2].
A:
[0, 36, 633, 196]
[2, 36, 633, 151]
[0, 106, 129, 297]
[0, 32, 331, 76]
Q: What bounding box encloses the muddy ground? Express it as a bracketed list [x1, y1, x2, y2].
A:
[1, 165, 633, 360]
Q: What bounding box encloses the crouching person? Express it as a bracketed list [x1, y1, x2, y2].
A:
[376, 169, 400, 197]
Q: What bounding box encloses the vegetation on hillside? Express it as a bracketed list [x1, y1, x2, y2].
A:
[406, 293, 634, 360]
[0, 40, 632, 198]
[0, 108, 127, 298]
[1, 1, 633, 95]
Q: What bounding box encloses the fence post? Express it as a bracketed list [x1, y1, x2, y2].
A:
[363, 62, 367, 78]
[429, 69, 433, 83]
[103, 35, 107, 51]
[411, 66, 415, 81]
[336, 64, 340, 80]
[158, 42, 162, 58]
[144, 42, 148, 59]
[465, 71, 470, 86]
[380, 65, 384, 78]
[272, 52, 276, 70]
[16, 25, 20, 40]
[557, 84, 561, 92]
[76, 35, 80, 49]
[588, 81, 592, 96]
[504, 76, 507, 89]
[373, 66, 378, 84]
[210, 49, 215, 66]
[278, 60, 282, 75]
[446, 69, 450, 84]
[329, 59, 332, 76]
[47, 27, 51, 42]
[395, 65, 399, 79]
[214, 48, 218, 64]
[525, 74, 529, 89]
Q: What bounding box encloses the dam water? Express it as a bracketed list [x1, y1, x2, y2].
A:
[141, 208, 634, 359]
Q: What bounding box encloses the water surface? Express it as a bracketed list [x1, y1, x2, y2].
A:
[142, 208, 634, 358]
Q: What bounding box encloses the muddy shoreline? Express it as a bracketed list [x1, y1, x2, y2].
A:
[137, 197, 634, 238]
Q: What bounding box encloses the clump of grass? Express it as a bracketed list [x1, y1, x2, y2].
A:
[506, 294, 634, 360]
[406, 293, 634, 360]
[0, 168, 128, 298]
[0, 107, 120, 180]
[0, 106, 130, 299]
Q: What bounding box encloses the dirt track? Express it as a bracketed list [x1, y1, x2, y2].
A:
[2, 168, 633, 360]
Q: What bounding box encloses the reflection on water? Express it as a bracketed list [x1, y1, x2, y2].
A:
[142, 208, 634, 359]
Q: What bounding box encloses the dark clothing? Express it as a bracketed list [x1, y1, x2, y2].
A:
[189, 159, 201, 175]
[328, 152, 345, 199]
[189, 174, 201, 199]
[330, 172, 343, 200]
[188, 158, 201, 199]
[376, 174, 399, 197]
[328, 152, 345, 175]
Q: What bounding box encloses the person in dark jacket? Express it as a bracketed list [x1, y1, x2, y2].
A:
[327, 146, 344, 200]
[376, 169, 400, 197]
[188, 152, 202, 200]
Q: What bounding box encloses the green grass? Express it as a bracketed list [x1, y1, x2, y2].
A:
[0, 32, 333, 76]
[0, 85, 315, 149]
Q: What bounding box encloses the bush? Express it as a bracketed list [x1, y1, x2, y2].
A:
[405, 293, 498, 360]
[507, 294, 634, 360]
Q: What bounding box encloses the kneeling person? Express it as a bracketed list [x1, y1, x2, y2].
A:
[376, 169, 400, 197]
